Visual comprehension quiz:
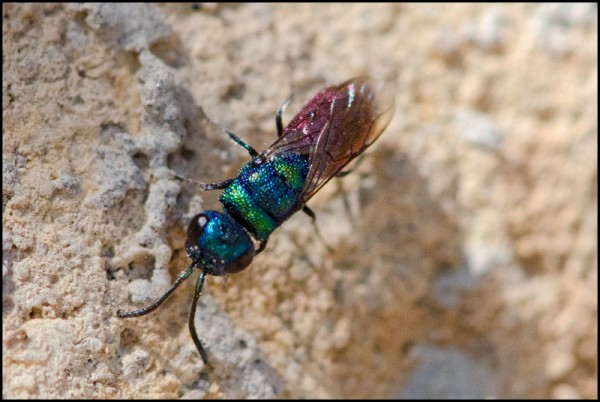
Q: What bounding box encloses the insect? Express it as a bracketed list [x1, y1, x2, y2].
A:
[117, 76, 395, 365]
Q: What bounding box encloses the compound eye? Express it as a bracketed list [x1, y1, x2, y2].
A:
[187, 213, 209, 242]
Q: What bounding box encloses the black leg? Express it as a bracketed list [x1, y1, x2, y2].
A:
[173, 174, 234, 191]
[302, 205, 316, 221]
[276, 95, 294, 137]
[335, 170, 352, 178]
[225, 130, 259, 158]
[189, 269, 209, 365]
[171, 129, 254, 190]
[255, 238, 269, 255]
[194, 178, 234, 191]
[117, 265, 196, 318]
[336, 154, 366, 177]
[302, 206, 333, 252]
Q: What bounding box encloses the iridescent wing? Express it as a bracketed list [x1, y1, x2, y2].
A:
[262, 76, 395, 204]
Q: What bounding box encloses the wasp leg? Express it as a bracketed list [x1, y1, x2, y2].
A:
[189, 269, 210, 366]
[276, 95, 294, 137]
[302, 206, 333, 252]
[171, 130, 253, 188]
[224, 129, 259, 158]
[173, 174, 234, 191]
[336, 154, 367, 177]
[117, 264, 196, 318]
[302, 205, 316, 221]
[255, 238, 269, 255]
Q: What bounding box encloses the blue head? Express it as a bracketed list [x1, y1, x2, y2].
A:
[185, 211, 255, 276]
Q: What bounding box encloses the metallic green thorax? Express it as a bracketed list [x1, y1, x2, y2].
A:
[220, 152, 309, 241]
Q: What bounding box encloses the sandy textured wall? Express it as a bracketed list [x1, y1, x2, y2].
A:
[2, 3, 597, 398]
